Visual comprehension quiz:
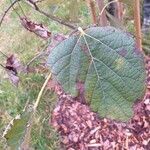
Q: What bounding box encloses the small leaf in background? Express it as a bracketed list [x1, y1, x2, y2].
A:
[6, 55, 21, 75]
[5, 55, 22, 86]
[3, 112, 31, 150]
[20, 17, 51, 40]
[47, 27, 146, 121]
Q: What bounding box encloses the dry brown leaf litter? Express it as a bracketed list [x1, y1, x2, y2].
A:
[50, 57, 150, 150]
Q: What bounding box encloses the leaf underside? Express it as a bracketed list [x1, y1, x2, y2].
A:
[47, 27, 146, 121]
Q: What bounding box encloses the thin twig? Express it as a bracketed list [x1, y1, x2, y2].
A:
[26, 40, 50, 67]
[26, 51, 45, 67]
[26, 47, 47, 67]
[36, 8, 77, 30]
[0, 50, 8, 58]
[99, 0, 118, 17]
[0, 63, 5, 69]
[0, 0, 21, 27]
[24, 0, 77, 30]
[87, 143, 101, 147]
[33, 73, 52, 110]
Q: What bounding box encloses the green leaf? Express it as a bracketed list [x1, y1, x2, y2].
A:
[4, 112, 31, 150]
[47, 27, 146, 121]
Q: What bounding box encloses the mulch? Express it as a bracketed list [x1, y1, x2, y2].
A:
[50, 57, 150, 150]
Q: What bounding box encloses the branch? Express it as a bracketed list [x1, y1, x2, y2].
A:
[0, 0, 21, 27]
[24, 0, 77, 30]
[134, 0, 142, 51]
[97, 0, 107, 26]
[86, 0, 97, 24]
[116, 2, 124, 22]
